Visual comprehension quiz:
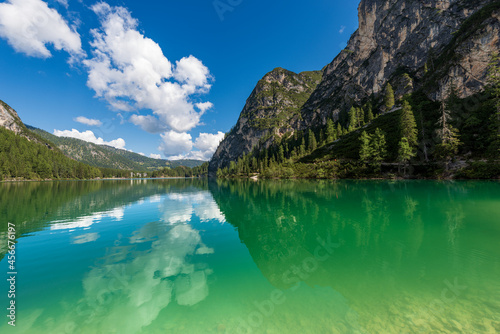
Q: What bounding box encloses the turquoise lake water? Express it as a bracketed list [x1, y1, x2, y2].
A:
[0, 179, 499, 333]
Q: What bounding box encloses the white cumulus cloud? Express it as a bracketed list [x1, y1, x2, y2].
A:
[0, 0, 83, 59]
[149, 153, 162, 159]
[74, 116, 103, 127]
[129, 114, 167, 134]
[159, 131, 193, 156]
[162, 131, 224, 161]
[53, 128, 126, 150]
[195, 102, 213, 113]
[173, 55, 211, 88]
[194, 132, 224, 153]
[84, 3, 212, 133]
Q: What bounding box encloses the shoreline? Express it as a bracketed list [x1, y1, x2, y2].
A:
[0, 176, 203, 183]
[1, 175, 499, 183]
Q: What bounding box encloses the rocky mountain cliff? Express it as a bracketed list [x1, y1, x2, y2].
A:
[299, 0, 500, 127]
[209, 0, 500, 175]
[209, 68, 322, 173]
[0, 100, 25, 134]
[0, 99, 56, 148]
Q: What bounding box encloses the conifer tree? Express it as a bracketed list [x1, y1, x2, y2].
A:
[326, 119, 336, 142]
[229, 161, 237, 174]
[400, 100, 418, 149]
[359, 131, 371, 164]
[435, 101, 461, 170]
[278, 145, 285, 163]
[384, 83, 395, 111]
[371, 128, 387, 171]
[398, 137, 415, 175]
[358, 128, 387, 172]
[365, 103, 374, 123]
[348, 107, 358, 132]
[308, 129, 317, 152]
[243, 157, 250, 175]
[357, 107, 365, 127]
[336, 123, 343, 138]
[299, 138, 306, 156]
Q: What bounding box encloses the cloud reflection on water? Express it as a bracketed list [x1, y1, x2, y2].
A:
[50, 207, 125, 230]
[71, 190, 220, 333]
[161, 191, 226, 224]
[72, 232, 100, 244]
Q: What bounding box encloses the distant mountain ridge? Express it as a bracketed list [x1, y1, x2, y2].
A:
[0, 98, 204, 175]
[28, 126, 205, 170]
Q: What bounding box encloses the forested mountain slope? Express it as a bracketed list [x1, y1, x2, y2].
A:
[29, 127, 204, 170]
[209, 0, 500, 178]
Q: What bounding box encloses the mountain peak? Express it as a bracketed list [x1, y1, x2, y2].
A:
[0, 100, 25, 134]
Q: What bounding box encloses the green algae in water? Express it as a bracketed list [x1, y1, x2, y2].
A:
[0, 179, 499, 333]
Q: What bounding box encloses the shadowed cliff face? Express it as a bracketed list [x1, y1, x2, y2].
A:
[299, 0, 500, 128]
[209, 0, 500, 174]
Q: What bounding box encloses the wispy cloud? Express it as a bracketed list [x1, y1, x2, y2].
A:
[74, 116, 102, 127]
[339, 25, 346, 34]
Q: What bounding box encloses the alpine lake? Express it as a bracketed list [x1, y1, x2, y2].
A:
[1, 179, 499, 334]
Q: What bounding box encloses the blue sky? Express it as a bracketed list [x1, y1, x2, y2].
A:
[0, 0, 359, 160]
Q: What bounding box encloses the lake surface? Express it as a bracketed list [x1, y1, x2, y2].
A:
[1, 179, 499, 334]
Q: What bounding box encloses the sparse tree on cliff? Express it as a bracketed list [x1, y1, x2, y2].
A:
[348, 106, 358, 132]
[326, 119, 336, 142]
[359, 131, 371, 165]
[384, 83, 395, 111]
[357, 107, 365, 127]
[365, 102, 374, 123]
[399, 100, 418, 150]
[337, 123, 343, 138]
